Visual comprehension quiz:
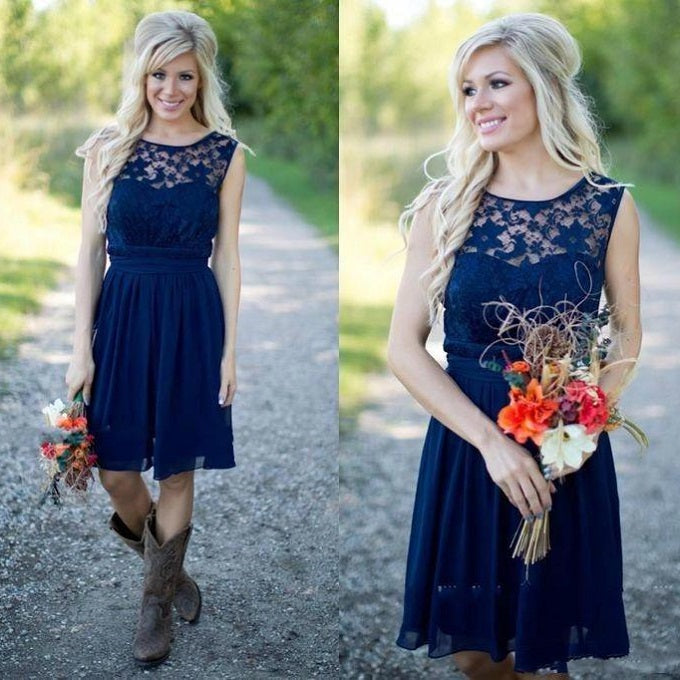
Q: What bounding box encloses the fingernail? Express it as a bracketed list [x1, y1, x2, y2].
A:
[526, 515, 534, 523]
[218, 398, 224, 405]
[547, 505, 552, 512]
[536, 512, 544, 520]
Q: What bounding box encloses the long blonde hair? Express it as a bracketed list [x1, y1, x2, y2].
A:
[76, 10, 238, 233]
[400, 13, 612, 324]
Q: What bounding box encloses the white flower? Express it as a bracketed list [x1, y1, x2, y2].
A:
[42, 398, 66, 427]
[540, 421, 597, 472]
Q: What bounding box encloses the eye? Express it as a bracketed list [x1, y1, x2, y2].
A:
[462, 85, 476, 97]
[490, 79, 509, 89]
[180, 74, 194, 80]
[151, 71, 165, 80]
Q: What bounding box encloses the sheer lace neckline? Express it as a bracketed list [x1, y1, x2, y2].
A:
[138, 130, 216, 149]
[484, 176, 587, 204]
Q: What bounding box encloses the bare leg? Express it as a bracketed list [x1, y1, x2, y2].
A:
[453, 651, 516, 679]
[99, 469, 152, 537]
[156, 470, 194, 544]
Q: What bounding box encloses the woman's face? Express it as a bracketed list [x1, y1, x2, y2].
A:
[461, 45, 540, 153]
[146, 51, 201, 123]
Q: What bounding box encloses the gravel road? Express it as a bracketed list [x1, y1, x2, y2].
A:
[340, 211, 680, 679]
[0, 177, 339, 679]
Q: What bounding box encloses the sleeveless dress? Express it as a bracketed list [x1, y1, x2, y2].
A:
[86, 131, 238, 481]
[396, 175, 630, 674]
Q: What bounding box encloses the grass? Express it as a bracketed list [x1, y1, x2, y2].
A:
[236, 117, 338, 248]
[0, 113, 338, 361]
[340, 302, 394, 430]
[607, 137, 680, 240]
[0, 181, 79, 358]
[0, 115, 92, 357]
[627, 182, 680, 239]
[247, 154, 338, 248]
[339, 131, 680, 432]
[339, 132, 441, 430]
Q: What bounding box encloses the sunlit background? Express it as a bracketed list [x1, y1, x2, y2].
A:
[340, 0, 680, 430]
[0, 0, 337, 360]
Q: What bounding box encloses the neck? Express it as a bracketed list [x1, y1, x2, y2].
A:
[492, 133, 567, 189]
[145, 114, 202, 137]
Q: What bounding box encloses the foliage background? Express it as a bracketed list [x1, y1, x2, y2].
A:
[340, 0, 680, 427]
[0, 0, 338, 358]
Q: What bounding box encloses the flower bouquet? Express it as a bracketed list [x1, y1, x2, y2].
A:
[39, 391, 98, 506]
[481, 298, 647, 566]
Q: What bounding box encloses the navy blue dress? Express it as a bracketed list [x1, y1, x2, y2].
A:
[396, 175, 630, 673]
[87, 131, 237, 481]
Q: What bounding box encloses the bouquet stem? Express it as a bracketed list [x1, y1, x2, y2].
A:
[510, 510, 551, 566]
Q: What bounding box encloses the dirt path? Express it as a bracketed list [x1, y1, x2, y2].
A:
[341, 211, 680, 679]
[0, 177, 338, 679]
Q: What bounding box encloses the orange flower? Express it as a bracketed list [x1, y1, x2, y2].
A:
[508, 360, 531, 374]
[498, 378, 559, 445]
[56, 415, 88, 432]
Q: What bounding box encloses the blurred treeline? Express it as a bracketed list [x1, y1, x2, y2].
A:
[0, 0, 337, 358]
[0, 0, 338, 187]
[342, 0, 679, 224]
[339, 0, 680, 424]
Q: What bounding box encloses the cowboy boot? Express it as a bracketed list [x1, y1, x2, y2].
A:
[109, 504, 202, 623]
[133, 513, 191, 666]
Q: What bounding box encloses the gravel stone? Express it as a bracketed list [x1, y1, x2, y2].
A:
[340, 212, 680, 679]
[0, 177, 338, 679]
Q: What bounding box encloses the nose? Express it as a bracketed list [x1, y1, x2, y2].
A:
[162, 77, 178, 95]
[470, 91, 493, 117]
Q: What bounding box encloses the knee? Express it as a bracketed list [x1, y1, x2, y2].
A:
[452, 651, 492, 677]
[159, 470, 194, 494]
[99, 470, 141, 498]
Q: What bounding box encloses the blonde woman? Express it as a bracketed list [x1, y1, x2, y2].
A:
[64, 10, 245, 667]
[388, 13, 641, 679]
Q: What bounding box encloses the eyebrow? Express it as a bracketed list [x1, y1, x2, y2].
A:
[462, 70, 512, 84]
[153, 68, 196, 74]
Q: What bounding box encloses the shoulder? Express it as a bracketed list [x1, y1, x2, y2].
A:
[585, 172, 630, 200]
[208, 131, 242, 167]
[210, 131, 238, 151]
[612, 188, 639, 231]
[584, 172, 635, 220]
[604, 188, 640, 265]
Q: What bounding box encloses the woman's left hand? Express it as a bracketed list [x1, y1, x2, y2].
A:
[219, 354, 237, 407]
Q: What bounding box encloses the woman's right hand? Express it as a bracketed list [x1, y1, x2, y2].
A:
[480, 433, 556, 520]
[65, 353, 95, 404]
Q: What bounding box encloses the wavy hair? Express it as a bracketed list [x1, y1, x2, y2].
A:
[76, 10, 238, 233]
[400, 13, 617, 325]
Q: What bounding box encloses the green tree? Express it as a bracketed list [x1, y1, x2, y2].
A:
[0, 0, 35, 109]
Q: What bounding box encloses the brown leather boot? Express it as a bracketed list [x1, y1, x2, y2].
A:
[133, 513, 192, 666]
[109, 503, 202, 623]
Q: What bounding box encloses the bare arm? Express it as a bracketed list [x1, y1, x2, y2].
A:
[65, 150, 107, 403]
[539, 189, 642, 481]
[210, 145, 245, 406]
[600, 189, 643, 399]
[387, 201, 554, 519]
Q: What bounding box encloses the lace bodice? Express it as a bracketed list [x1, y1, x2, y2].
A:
[444, 174, 625, 359]
[105, 131, 238, 258]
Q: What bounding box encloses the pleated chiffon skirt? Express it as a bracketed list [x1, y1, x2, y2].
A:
[86, 252, 235, 481]
[396, 355, 629, 674]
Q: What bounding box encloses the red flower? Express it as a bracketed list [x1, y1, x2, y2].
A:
[564, 380, 609, 434]
[40, 441, 57, 460]
[498, 378, 559, 446]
